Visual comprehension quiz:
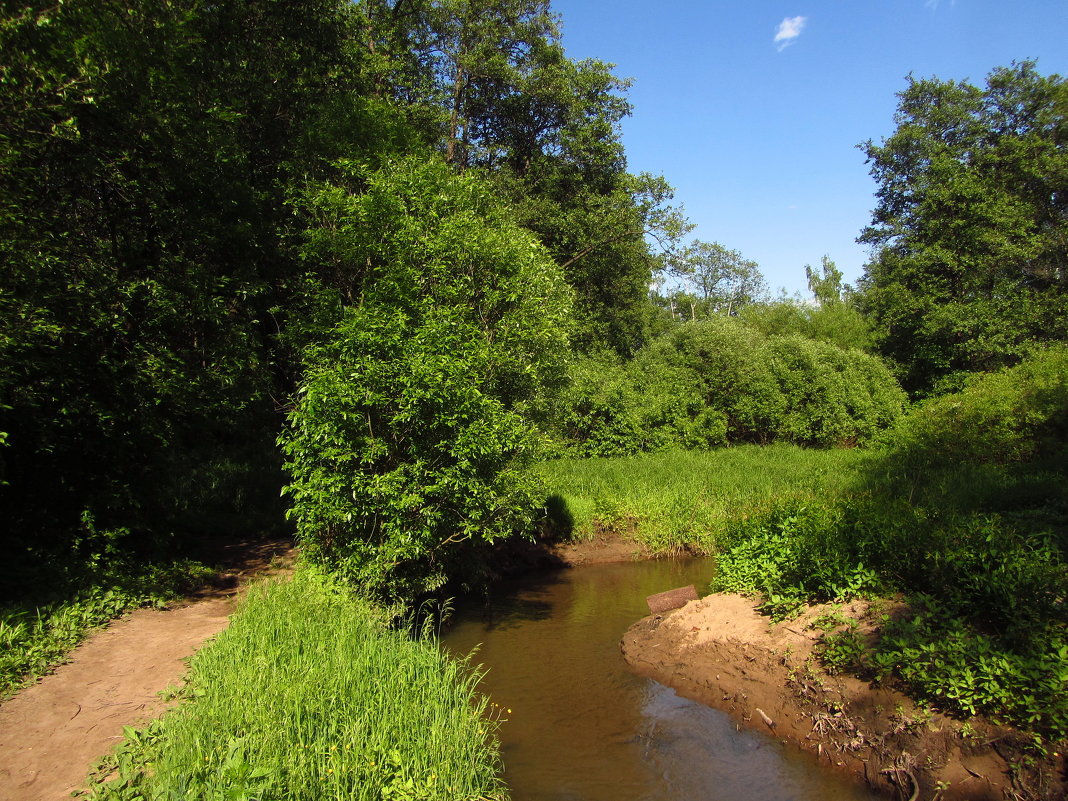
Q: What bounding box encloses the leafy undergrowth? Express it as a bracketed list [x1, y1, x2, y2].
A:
[0, 558, 213, 698]
[712, 501, 1068, 742]
[83, 567, 507, 801]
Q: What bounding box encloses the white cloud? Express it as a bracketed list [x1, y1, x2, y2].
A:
[774, 16, 807, 51]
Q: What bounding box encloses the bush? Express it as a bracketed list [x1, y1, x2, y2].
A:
[553, 351, 647, 456]
[883, 345, 1068, 469]
[551, 318, 904, 453]
[281, 159, 572, 603]
[760, 334, 904, 447]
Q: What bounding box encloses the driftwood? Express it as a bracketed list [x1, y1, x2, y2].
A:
[646, 585, 698, 614]
[754, 707, 775, 730]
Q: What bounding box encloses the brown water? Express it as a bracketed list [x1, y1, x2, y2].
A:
[442, 557, 882, 801]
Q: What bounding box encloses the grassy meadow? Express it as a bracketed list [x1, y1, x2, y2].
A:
[537, 444, 875, 552]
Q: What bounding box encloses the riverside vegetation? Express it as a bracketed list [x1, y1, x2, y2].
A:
[2, 0, 1066, 796]
[84, 568, 507, 801]
[547, 349, 1068, 742]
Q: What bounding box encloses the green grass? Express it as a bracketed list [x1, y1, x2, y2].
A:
[84, 567, 508, 801]
[540, 439, 1067, 742]
[0, 558, 213, 699]
[536, 443, 875, 551]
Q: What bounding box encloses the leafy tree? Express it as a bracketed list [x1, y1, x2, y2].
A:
[281, 158, 572, 602]
[805, 255, 846, 306]
[858, 62, 1068, 395]
[741, 258, 872, 351]
[664, 240, 767, 316]
[0, 0, 374, 582]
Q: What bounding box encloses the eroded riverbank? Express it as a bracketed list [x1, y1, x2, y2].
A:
[623, 592, 1067, 801]
[442, 555, 882, 801]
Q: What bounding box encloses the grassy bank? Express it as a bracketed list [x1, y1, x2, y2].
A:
[0, 558, 213, 699]
[540, 351, 1068, 742]
[85, 567, 507, 801]
[536, 443, 875, 552]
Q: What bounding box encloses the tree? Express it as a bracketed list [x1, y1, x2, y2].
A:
[858, 62, 1068, 395]
[281, 158, 572, 602]
[665, 240, 767, 316]
[805, 256, 845, 306]
[0, 0, 369, 580]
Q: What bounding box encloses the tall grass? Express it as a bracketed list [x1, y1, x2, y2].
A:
[536, 443, 875, 551]
[86, 567, 507, 801]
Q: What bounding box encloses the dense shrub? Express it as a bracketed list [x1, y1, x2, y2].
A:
[552, 318, 905, 453]
[760, 334, 904, 447]
[740, 296, 873, 352]
[554, 351, 647, 456]
[281, 159, 571, 603]
[882, 345, 1068, 469]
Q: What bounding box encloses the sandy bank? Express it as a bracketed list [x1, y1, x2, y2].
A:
[622, 592, 1065, 801]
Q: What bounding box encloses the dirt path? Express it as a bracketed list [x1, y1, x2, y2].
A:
[0, 538, 293, 801]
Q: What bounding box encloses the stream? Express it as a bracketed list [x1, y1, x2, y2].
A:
[441, 557, 882, 801]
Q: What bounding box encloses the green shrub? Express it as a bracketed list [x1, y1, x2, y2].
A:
[740, 296, 873, 352]
[872, 601, 1068, 739]
[281, 159, 572, 603]
[554, 351, 646, 456]
[760, 334, 905, 447]
[883, 345, 1068, 470]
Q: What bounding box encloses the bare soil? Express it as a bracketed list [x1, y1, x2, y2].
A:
[548, 531, 653, 566]
[622, 592, 1067, 801]
[0, 538, 294, 801]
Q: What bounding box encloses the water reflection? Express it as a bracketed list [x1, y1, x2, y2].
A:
[442, 558, 881, 801]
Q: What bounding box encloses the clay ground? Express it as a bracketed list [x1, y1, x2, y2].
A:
[0, 538, 294, 801]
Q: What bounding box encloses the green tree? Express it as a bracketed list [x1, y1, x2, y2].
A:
[0, 0, 370, 582]
[858, 62, 1068, 395]
[281, 158, 572, 602]
[805, 255, 845, 306]
[665, 240, 767, 316]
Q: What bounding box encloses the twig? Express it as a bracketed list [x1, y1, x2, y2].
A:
[880, 767, 919, 801]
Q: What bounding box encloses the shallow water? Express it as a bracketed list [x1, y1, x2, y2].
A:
[441, 557, 881, 801]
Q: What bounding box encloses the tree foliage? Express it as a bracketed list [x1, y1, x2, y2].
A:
[858, 62, 1068, 395]
[665, 239, 767, 315]
[280, 159, 571, 601]
[0, 0, 359, 564]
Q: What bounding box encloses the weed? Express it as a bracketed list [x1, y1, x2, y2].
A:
[815, 623, 867, 675]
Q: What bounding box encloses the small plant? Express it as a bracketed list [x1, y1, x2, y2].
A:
[815, 623, 867, 675]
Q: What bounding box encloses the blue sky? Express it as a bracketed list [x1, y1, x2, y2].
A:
[549, 0, 1068, 296]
